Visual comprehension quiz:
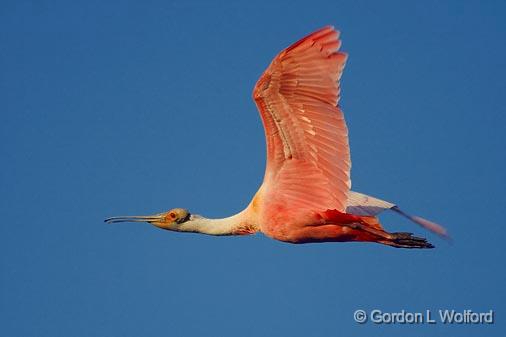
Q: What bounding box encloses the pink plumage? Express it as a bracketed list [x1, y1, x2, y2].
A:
[106, 26, 447, 249]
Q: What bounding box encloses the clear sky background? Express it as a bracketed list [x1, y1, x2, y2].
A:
[1, 1, 505, 336]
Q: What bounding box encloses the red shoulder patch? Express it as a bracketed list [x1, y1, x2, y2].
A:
[322, 209, 361, 224]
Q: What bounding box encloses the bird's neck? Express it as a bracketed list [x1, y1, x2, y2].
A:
[175, 209, 256, 236]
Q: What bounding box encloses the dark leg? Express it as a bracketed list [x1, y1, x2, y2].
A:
[342, 222, 434, 249]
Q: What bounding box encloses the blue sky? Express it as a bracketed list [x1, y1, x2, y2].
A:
[1, 0, 505, 336]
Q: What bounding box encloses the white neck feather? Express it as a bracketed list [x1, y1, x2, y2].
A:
[173, 209, 250, 236]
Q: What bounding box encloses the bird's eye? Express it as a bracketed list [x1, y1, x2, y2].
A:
[166, 208, 190, 224]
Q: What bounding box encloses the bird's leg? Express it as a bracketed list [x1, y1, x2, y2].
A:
[342, 222, 434, 249]
[342, 222, 389, 239]
[379, 232, 434, 249]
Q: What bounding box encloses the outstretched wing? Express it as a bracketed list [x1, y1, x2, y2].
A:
[253, 26, 350, 213]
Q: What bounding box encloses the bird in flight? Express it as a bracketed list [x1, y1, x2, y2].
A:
[106, 26, 447, 248]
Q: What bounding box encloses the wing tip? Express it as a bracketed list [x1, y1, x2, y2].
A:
[391, 206, 451, 241]
[285, 25, 342, 53]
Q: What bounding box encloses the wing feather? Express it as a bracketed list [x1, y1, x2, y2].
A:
[253, 26, 351, 213]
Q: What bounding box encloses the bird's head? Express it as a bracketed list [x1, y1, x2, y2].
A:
[105, 208, 193, 231]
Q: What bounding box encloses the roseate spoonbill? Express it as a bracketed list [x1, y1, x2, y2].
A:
[105, 26, 447, 248]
